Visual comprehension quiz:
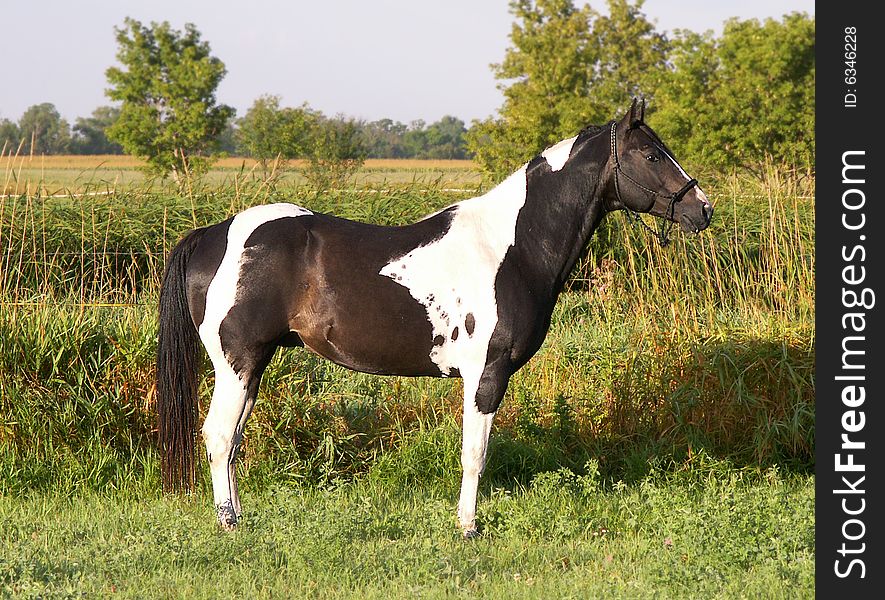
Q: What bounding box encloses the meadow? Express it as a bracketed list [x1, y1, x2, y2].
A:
[1, 154, 480, 195]
[0, 156, 814, 597]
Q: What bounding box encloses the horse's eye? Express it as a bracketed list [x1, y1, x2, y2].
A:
[645, 153, 659, 162]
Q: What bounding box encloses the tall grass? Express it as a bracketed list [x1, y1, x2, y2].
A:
[0, 153, 814, 494]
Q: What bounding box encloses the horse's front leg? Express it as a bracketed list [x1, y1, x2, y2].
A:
[457, 360, 509, 539]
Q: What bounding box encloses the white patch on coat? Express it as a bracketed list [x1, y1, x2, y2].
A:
[660, 147, 711, 207]
[379, 166, 529, 376]
[540, 135, 578, 171]
[661, 147, 691, 182]
[695, 187, 710, 206]
[199, 203, 313, 368]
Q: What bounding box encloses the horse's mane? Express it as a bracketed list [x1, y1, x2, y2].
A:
[578, 121, 614, 138]
[579, 119, 678, 160]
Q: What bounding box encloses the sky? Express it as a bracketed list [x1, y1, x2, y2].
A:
[2, 0, 814, 126]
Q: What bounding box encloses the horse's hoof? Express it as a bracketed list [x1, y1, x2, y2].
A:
[462, 528, 480, 540]
[219, 519, 237, 532]
[216, 501, 238, 531]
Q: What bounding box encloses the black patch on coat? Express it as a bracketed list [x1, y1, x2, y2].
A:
[464, 313, 475, 336]
[185, 218, 233, 328]
[451, 326, 459, 341]
[474, 348, 511, 414]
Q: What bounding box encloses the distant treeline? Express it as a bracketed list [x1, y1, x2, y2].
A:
[0, 101, 470, 160]
[1, 1, 814, 178]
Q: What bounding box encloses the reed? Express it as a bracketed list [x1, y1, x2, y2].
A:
[0, 154, 814, 492]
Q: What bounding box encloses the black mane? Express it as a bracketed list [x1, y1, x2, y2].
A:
[578, 121, 614, 138]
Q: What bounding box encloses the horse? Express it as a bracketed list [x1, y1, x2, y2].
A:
[156, 99, 713, 538]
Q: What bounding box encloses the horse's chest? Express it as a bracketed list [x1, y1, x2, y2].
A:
[379, 230, 505, 376]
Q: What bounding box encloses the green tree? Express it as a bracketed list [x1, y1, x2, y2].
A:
[650, 13, 815, 172]
[362, 118, 409, 158]
[303, 116, 367, 190]
[401, 119, 428, 158]
[105, 18, 234, 181]
[237, 95, 318, 170]
[17, 103, 72, 154]
[214, 121, 239, 155]
[403, 116, 468, 159]
[71, 106, 123, 154]
[466, 0, 667, 178]
[0, 118, 22, 154]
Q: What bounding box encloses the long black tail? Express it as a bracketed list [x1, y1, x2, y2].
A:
[156, 228, 207, 492]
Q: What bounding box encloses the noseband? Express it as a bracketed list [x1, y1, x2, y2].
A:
[609, 123, 697, 247]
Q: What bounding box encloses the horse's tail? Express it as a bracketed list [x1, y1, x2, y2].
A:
[156, 227, 206, 493]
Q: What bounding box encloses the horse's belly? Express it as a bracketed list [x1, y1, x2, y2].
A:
[293, 309, 448, 377]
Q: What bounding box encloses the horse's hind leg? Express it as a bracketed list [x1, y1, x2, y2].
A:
[202, 345, 274, 530]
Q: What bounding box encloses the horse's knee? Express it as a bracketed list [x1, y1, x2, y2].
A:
[460, 445, 486, 476]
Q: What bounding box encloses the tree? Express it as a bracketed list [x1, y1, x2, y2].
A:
[17, 103, 72, 154]
[0, 118, 21, 154]
[71, 106, 123, 154]
[402, 116, 469, 159]
[302, 116, 367, 190]
[423, 116, 469, 159]
[214, 121, 239, 155]
[237, 95, 318, 170]
[105, 18, 234, 181]
[466, 0, 668, 178]
[362, 118, 409, 158]
[401, 119, 428, 158]
[650, 13, 815, 173]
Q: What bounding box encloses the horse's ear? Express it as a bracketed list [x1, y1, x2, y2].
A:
[620, 98, 642, 129]
[639, 98, 646, 123]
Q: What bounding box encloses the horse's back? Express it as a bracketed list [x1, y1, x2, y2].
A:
[188, 203, 465, 377]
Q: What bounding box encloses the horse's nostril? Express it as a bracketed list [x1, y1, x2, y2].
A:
[703, 203, 714, 221]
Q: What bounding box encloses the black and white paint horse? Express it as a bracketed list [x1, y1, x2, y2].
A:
[156, 99, 713, 537]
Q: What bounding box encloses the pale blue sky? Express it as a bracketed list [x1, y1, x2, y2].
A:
[2, 0, 814, 125]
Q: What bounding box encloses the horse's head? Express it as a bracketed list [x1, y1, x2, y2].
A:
[606, 99, 713, 235]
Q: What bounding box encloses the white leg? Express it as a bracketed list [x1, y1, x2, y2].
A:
[202, 362, 249, 530]
[457, 373, 496, 538]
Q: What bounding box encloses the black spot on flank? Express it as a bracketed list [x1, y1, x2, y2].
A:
[433, 334, 446, 346]
[452, 327, 459, 341]
[465, 313, 476, 336]
[456, 297, 462, 304]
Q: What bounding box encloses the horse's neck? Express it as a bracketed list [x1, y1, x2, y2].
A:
[524, 191, 605, 297]
[460, 161, 606, 297]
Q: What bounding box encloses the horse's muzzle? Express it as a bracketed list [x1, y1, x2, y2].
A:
[678, 196, 714, 234]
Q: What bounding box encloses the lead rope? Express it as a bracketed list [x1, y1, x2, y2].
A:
[609, 123, 697, 248]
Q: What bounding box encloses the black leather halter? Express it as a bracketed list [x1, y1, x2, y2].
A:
[609, 123, 698, 247]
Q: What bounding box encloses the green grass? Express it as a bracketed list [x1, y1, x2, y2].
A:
[0, 164, 814, 596]
[1, 462, 814, 598]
